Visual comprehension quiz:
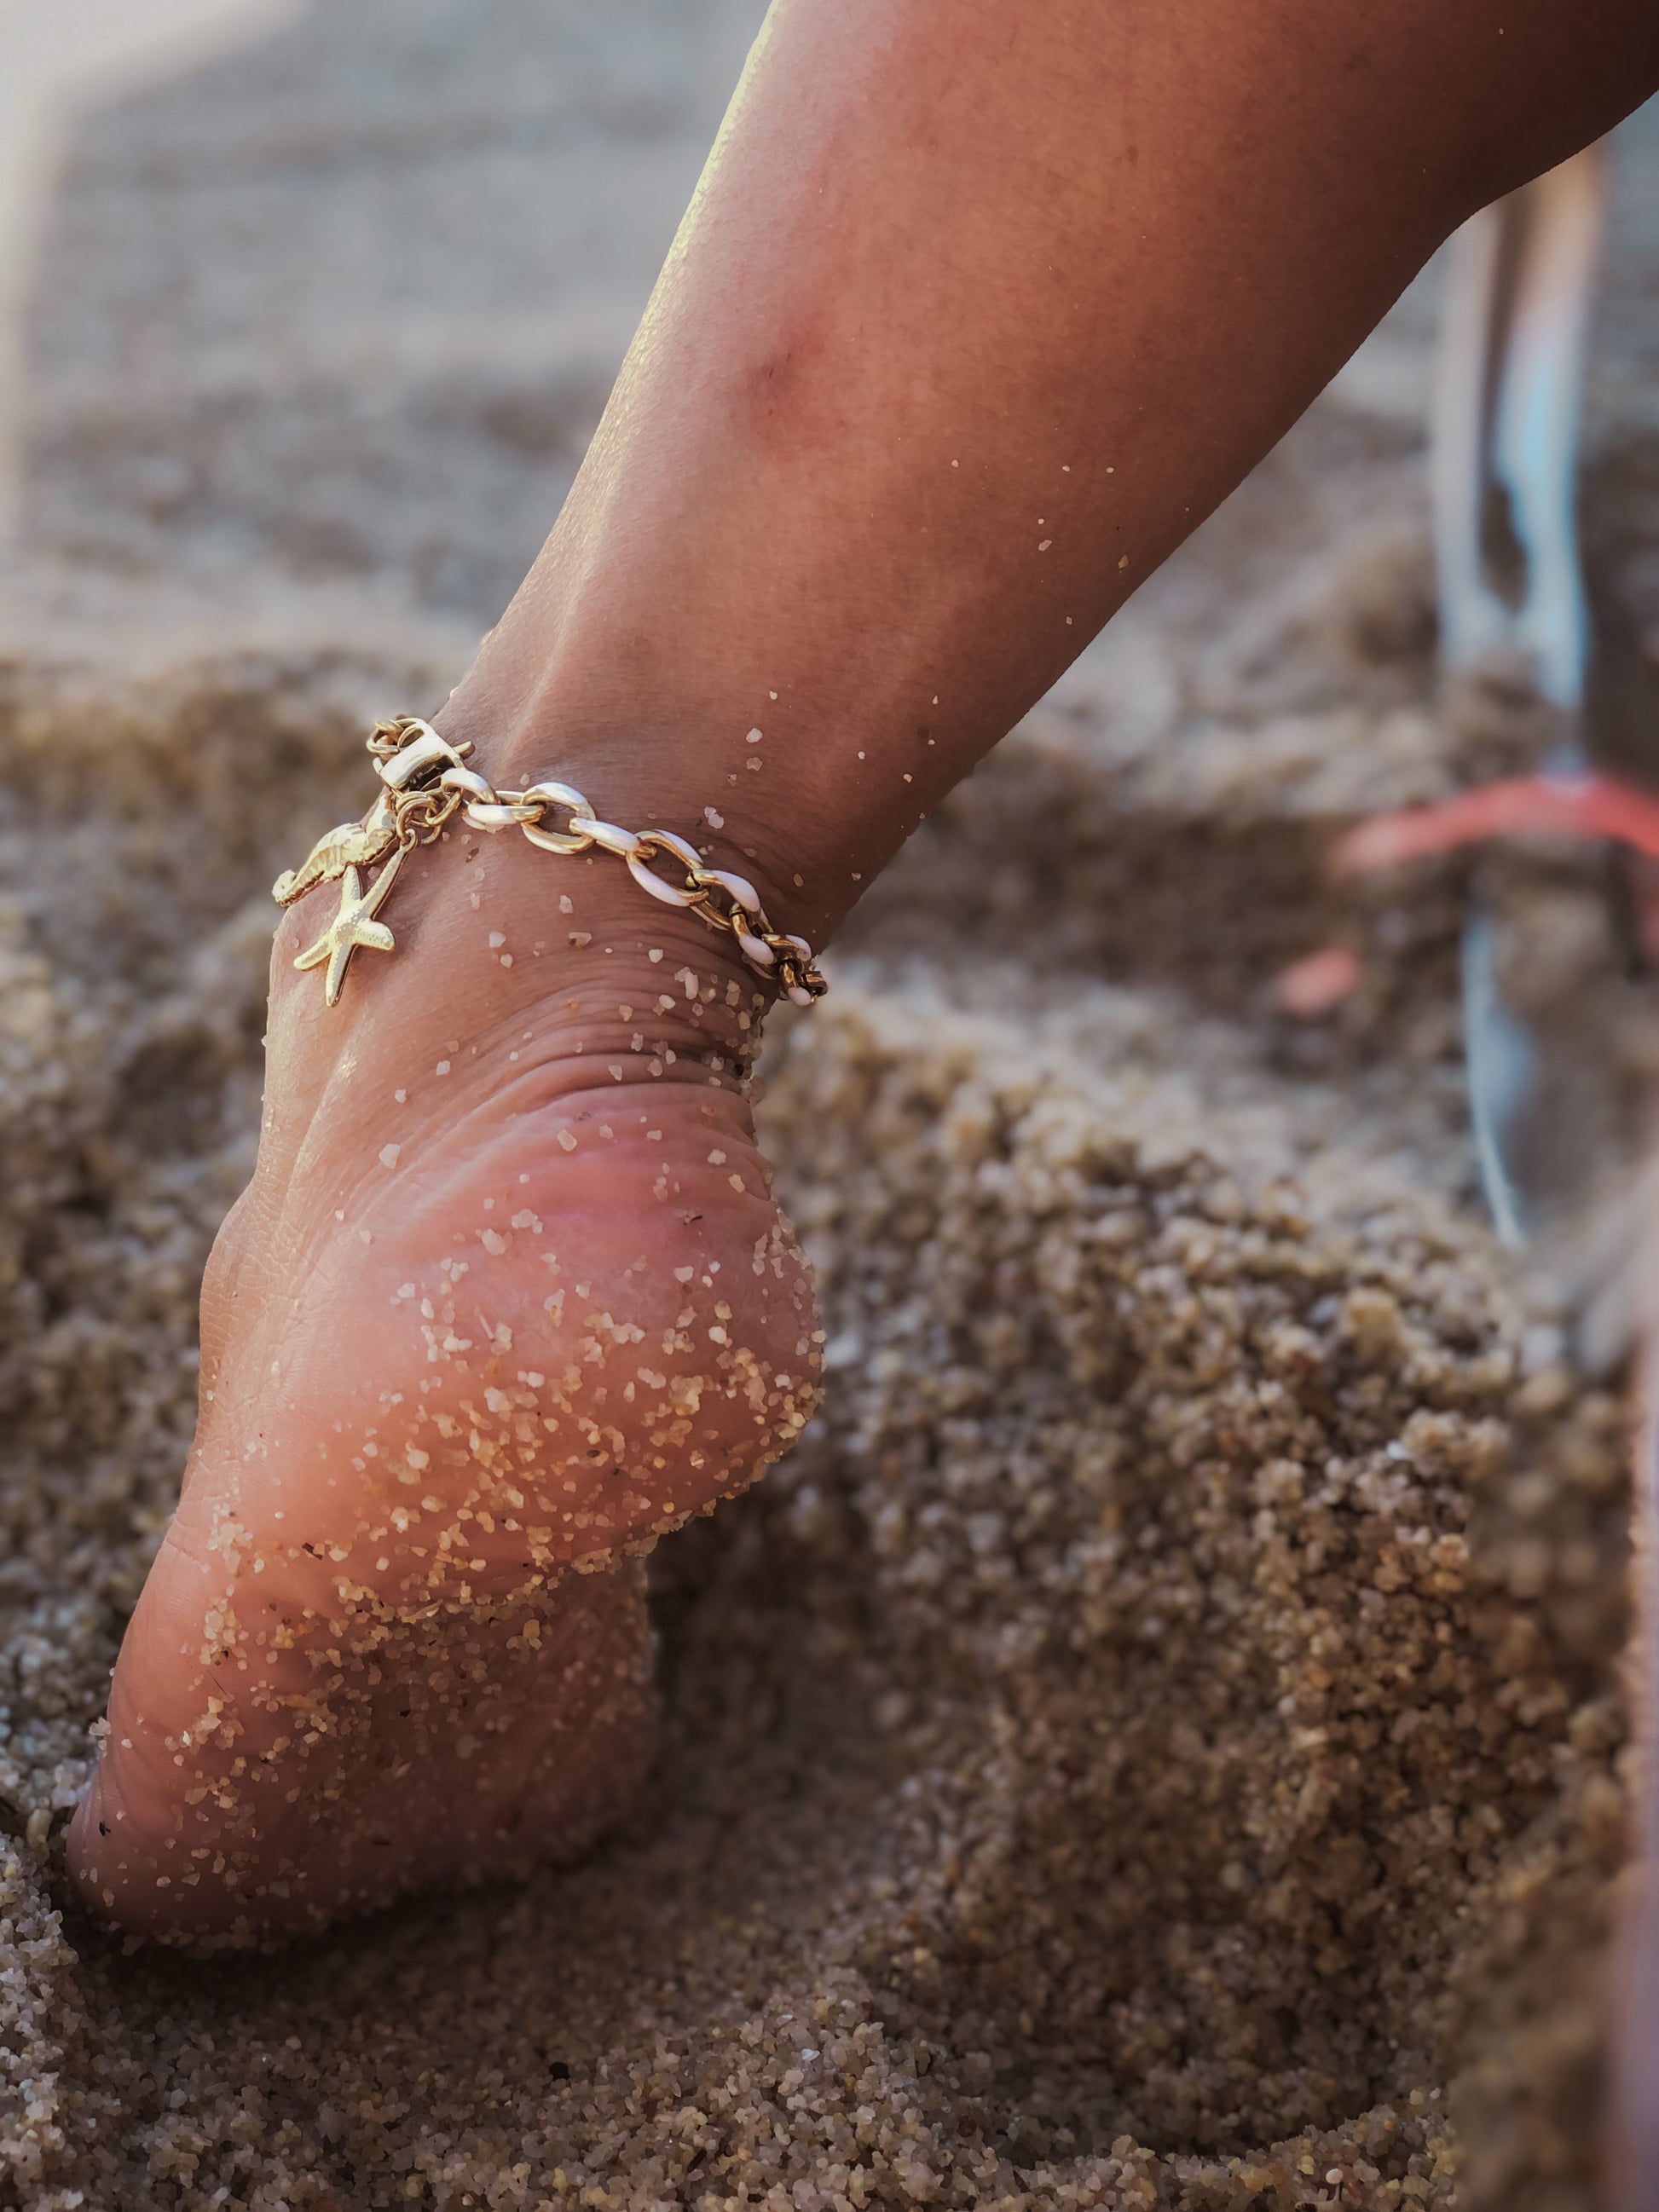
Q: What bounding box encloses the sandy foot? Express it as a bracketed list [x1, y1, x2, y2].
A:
[66, 821, 820, 1938]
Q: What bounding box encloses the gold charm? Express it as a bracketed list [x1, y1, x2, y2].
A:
[272, 806, 399, 906]
[292, 851, 405, 1006]
[276, 722, 470, 1007]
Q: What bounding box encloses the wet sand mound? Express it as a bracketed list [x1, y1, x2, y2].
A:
[0, 645, 1634, 2209]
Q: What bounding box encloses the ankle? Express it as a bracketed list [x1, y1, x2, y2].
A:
[271, 820, 776, 1104]
[431, 662, 841, 957]
[491, 881, 777, 1094]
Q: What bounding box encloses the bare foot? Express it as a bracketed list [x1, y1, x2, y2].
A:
[66, 801, 820, 1939]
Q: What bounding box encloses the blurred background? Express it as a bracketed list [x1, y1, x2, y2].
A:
[5, 0, 766, 621]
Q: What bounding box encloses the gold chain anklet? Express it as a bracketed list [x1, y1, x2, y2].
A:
[272, 715, 829, 1010]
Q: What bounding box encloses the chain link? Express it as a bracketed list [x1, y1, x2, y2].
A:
[369, 715, 827, 1006]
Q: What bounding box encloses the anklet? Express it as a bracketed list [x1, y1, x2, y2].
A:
[273, 715, 829, 1009]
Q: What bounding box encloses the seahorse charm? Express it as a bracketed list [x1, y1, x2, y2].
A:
[272, 811, 399, 906]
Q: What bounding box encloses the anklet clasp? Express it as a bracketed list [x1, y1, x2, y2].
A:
[274, 715, 829, 1010]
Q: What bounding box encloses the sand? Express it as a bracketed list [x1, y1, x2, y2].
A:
[3, 7, 1659, 2208]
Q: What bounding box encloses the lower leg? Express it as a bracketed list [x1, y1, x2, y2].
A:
[440, 0, 1659, 933]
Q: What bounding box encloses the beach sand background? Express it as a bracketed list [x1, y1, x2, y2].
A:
[3, 7, 1659, 2206]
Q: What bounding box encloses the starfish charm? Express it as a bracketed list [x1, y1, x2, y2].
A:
[293, 851, 404, 1005]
